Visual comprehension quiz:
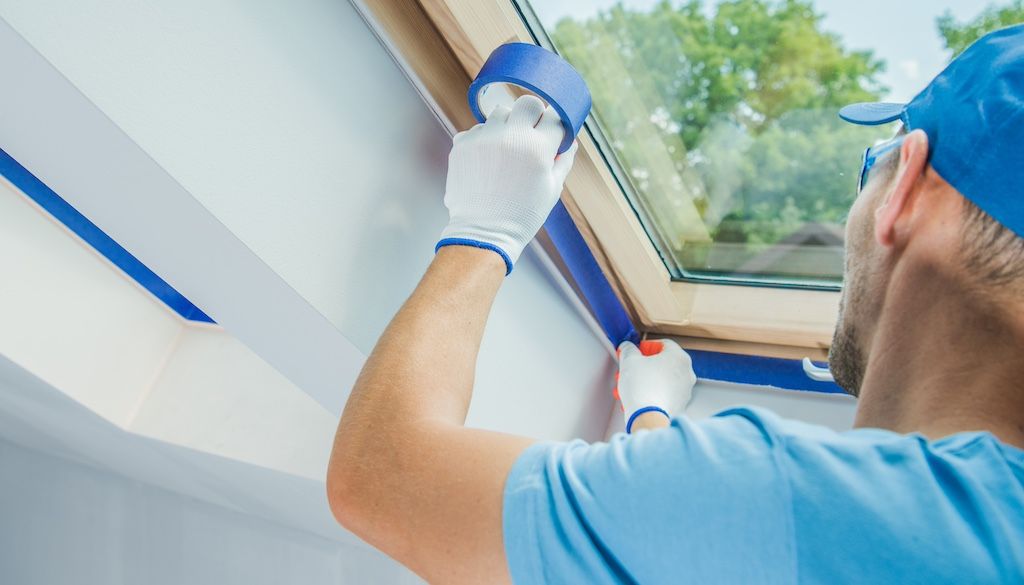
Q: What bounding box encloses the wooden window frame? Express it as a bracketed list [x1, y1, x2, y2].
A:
[358, 0, 839, 360]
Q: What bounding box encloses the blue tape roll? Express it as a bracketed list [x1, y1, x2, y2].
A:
[468, 43, 592, 154]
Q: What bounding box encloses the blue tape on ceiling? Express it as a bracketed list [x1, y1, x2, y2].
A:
[0, 147, 214, 324]
[468, 42, 592, 154]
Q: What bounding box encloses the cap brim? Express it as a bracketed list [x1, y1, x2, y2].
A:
[839, 102, 906, 126]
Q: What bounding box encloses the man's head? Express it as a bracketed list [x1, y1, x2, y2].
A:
[829, 24, 1024, 396]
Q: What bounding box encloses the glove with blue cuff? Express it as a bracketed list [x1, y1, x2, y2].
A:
[616, 339, 696, 433]
[437, 94, 578, 274]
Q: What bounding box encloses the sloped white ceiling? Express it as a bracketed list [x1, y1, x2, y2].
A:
[0, 0, 618, 441]
[0, 353, 352, 544]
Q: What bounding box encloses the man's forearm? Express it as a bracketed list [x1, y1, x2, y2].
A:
[326, 97, 576, 583]
[335, 245, 505, 438]
[328, 246, 533, 582]
[328, 246, 509, 520]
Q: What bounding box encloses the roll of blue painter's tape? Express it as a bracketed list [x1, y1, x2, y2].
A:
[468, 42, 592, 154]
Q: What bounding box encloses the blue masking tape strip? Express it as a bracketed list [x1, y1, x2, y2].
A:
[0, 147, 214, 324]
[544, 201, 640, 347]
[688, 350, 846, 394]
[468, 42, 592, 154]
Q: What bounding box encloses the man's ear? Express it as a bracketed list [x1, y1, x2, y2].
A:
[875, 129, 930, 247]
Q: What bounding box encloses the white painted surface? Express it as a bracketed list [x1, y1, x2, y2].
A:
[0, 438, 420, 585]
[0, 354, 357, 546]
[0, 171, 338, 496]
[0, 0, 452, 355]
[0, 176, 182, 427]
[0, 13, 365, 414]
[0, 0, 617, 440]
[130, 325, 337, 481]
[0, 179, 339, 482]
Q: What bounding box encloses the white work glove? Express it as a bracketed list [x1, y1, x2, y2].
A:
[437, 94, 578, 274]
[616, 339, 697, 433]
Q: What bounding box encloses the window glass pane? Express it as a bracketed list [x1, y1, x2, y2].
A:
[516, 0, 1020, 287]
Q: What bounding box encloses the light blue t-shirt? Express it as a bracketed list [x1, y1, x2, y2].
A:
[503, 407, 1024, 584]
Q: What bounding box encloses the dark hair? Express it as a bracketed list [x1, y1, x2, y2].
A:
[874, 125, 1024, 290]
[960, 200, 1024, 289]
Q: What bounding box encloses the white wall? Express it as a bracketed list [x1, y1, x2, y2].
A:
[0, 0, 618, 441]
[0, 0, 453, 354]
[0, 175, 183, 427]
[0, 438, 420, 585]
[129, 325, 338, 481]
[0, 179, 341, 482]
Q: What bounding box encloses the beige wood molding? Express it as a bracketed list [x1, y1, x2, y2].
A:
[361, 0, 842, 355]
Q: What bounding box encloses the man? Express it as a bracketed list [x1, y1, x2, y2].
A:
[327, 26, 1024, 584]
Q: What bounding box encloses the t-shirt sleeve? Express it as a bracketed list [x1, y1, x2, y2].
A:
[502, 407, 797, 585]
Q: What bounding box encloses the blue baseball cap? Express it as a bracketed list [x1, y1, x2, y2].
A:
[839, 24, 1024, 238]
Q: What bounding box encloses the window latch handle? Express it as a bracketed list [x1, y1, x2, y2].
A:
[801, 358, 835, 382]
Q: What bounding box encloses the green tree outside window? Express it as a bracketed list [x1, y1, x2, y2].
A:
[542, 0, 1023, 284]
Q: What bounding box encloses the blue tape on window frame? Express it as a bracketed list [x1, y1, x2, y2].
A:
[544, 201, 640, 347]
[470, 43, 844, 394]
[0, 147, 214, 324]
[542, 204, 844, 394]
[689, 350, 845, 394]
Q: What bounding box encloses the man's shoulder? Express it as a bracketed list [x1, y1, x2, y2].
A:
[694, 406, 1024, 481]
[694, 404, 845, 446]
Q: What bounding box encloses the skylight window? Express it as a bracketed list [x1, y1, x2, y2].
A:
[515, 0, 1007, 288]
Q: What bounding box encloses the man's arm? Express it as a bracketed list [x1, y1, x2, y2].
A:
[327, 96, 572, 584]
[327, 245, 531, 584]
